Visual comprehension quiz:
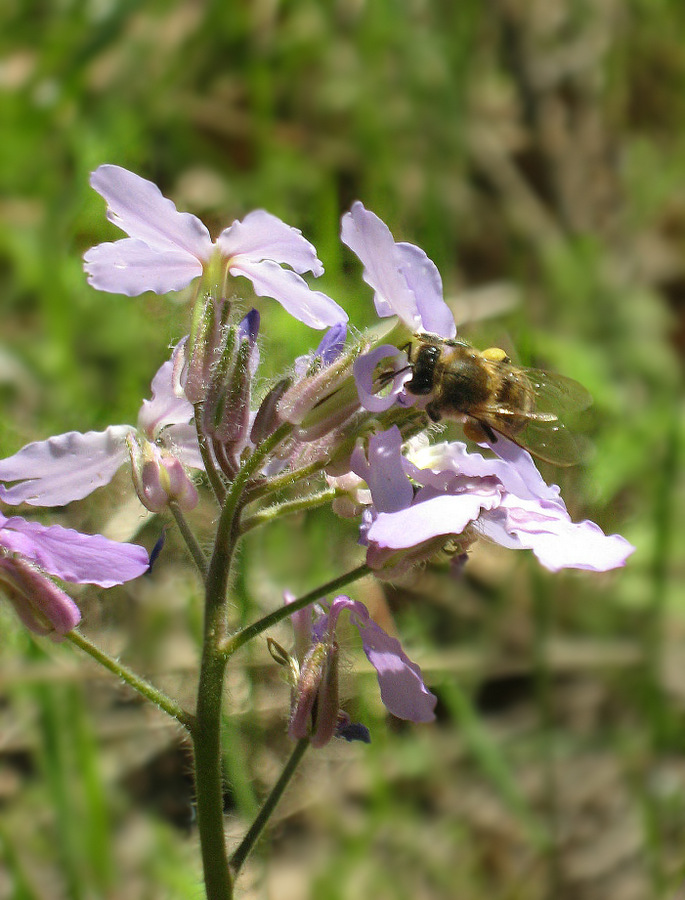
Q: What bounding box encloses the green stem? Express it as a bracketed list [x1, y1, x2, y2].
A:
[169, 501, 208, 579]
[191, 422, 293, 900]
[230, 738, 310, 875]
[66, 630, 193, 730]
[239, 488, 337, 535]
[245, 457, 330, 502]
[223, 563, 370, 657]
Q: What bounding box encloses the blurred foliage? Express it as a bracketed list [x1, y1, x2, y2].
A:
[1, 0, 685, 898]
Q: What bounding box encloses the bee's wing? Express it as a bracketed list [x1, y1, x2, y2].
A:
[524, 370, 593, 415]
[472, 406, 588, 466]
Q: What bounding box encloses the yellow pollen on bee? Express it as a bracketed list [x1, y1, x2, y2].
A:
[480, 347, 509, 362]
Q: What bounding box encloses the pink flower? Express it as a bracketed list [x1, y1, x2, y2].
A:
[83, 165, 347, 329]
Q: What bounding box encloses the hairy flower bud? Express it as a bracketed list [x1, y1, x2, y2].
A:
[0, 554, 81, 637]
[127, 434, 198, 512]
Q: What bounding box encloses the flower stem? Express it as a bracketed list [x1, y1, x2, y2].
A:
[191, 422, 294, 899]
[169, 501, 208, 579]
[66, 630, 193, 730]
[239, 488, 337, 535]
[230, 738, 310, 875]
[222, 563, 370, 657]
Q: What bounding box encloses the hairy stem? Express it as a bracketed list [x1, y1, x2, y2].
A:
[222, 563, 370, 657]
[169, 501, 208, 579]
[66, 630, 193, 730]
[230, 738, 310, 875]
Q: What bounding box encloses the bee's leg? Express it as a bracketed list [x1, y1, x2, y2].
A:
[425, 402, 443, 423]
[463, 418, 498, 443]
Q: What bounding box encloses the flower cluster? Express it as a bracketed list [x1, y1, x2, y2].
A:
[0, 164, 635, 734]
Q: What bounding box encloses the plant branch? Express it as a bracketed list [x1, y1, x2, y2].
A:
[230, 738, 310, 875]
[66, 629, 193, 730]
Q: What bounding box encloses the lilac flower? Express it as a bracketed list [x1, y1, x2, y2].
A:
[351, 427, 635, 574]
[286, 593, 436, 747]
[341, 202, 456, 414]
[341, 202, 456, 337]
[0, 354, 201, 508]
[0, 511, 149, 637]
[83, 165, 347, 329]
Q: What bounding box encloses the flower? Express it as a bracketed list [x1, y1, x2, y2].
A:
[285, 593, 436, 747]
[341, 201, 456, 338]
[341, 202, 457, 414]
[0, 511, 149, 637]
[0, 353, 202, 507]
[83, 165, 347, 329]
[351, 427, 635, 574]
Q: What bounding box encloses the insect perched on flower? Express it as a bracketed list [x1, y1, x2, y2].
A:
[399, 333, 592, 466]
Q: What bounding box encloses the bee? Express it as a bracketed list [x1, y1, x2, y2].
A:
[402, 333, 592, 466]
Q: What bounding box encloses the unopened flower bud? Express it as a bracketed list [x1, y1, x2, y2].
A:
[277, 343, 364, 428]
[127, 434, 198, 512]
[288, 638, 340, 748]
[203, 310, 260, 447]
[0, 554, 81, 637]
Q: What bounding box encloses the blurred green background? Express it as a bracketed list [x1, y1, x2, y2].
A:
[1, 1, 684, 898]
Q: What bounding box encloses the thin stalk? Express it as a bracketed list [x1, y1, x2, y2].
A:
[239, 488, 337, 535]
[222, 563, 370, 657]
[195, 410, 227, 504]
[245, 457, 330, 502]
[66, 630, 193, 730]
[230, 738, 309, 875]
[169, 501, 208, 579]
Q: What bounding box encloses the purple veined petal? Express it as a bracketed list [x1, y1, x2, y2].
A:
[367, 491, 499, 549]
[353, 345, 411, 413]
[341, 202, 424, 329]
[83, 239, 203, 296]
[216, 210, 324, 276]
[229, 258, 348, 329]
[493, 499, 636, 572]
[0, 426, 132, 506]
[342, 599, 436, 722]
[350, 426, 414, 514]
[90, 165, 213, 258]
[394, 242, 456, 338]
[411, 439, 565, 510]
[138, 360, 195, 438]
[0, 515, 149, 586]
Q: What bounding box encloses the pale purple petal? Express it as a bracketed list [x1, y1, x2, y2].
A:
[484, 500, 635, 572]
[353, 345, 410, 413]
[0, 427, 132, 506]
[138, 360, 195, 438]
[341, 202, 423, 328]
[216, 210, 324, 275]
[413, 439, 565, 509]
[0, 514, 149, 586]
[83, 239, 203, 296]
[368, 491, 498, 548]
[350, 426, 414, 513]
[338, 598, 436, 722]
[230, 258, 348, 329]
[160, 424, 204, 470]
[394, 242, 456, 338]
[284, 590, 313, 661]
[90, 165, 212, 258]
